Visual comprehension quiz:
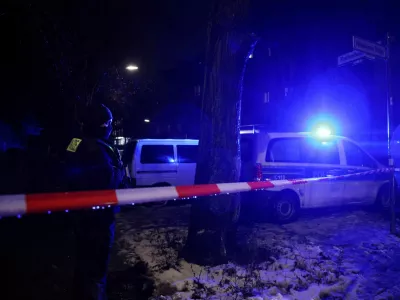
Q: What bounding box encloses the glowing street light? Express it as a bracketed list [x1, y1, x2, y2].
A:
[144, 119, 150, 123]
[126, 65, 139, 71]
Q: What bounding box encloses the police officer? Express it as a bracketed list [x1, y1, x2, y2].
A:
[65, 104, 124, 300]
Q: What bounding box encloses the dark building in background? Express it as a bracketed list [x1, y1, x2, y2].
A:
[149, 60, 203, 139]
[242, 10, 400, 163]
[114, 1, 400, 156]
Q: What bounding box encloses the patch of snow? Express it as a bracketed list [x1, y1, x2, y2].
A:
[113, 207, 400, 299]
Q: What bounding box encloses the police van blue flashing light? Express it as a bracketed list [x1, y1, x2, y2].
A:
[306, 113, 340, 137]
[315, 126, 332, 138]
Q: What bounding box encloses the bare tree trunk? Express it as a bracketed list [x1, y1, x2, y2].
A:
[181, 0, 258, 266]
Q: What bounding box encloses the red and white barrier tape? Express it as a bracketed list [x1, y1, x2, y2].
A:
[0, 168, 393, 218]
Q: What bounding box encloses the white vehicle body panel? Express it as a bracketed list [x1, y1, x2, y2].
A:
[129, 139, 198, 187]
[242, 130, 388, 209]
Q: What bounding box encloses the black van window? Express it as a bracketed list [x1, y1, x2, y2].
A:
[343, 140, 376, 168]
[177, 145, 198, 163]
[140, 145, 175, 164]
[266, 137, 339, 165]
[266, 138, 301, 163]
[302, 138, 340, 165]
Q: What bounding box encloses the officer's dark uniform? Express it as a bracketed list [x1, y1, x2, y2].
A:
[64, 104, 124, 300]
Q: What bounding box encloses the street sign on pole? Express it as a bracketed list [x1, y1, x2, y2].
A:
[353, 36, 386, 59]
[342, 33, 395, 234]
[337, 50, 366, 66]
[351, 58, 364, 66]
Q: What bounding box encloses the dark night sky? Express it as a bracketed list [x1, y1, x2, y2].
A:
[1, 0, 400, 134]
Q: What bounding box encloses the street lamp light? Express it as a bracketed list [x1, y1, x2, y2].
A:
[126, 65, 139, 71]
[144, 119, 150, 123]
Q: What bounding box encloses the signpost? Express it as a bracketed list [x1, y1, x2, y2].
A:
[338, 48, 375, 67]
[339, 34, 396, 234]
[353, 36, 386, 59]
[337, 50, 366, 67]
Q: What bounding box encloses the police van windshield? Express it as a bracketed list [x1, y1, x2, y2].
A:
[266, 137, 340, 165]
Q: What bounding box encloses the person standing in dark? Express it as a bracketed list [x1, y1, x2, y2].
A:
[64, 104, 124, 300]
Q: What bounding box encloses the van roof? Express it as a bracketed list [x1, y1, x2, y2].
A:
[267, 132, 345, 139]
[134, 138, 199, 142]
[240, 130, 345, 139]
[134, 133, 348, 141]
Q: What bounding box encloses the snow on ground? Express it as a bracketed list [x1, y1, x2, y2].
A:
[111, 205, 400, 299]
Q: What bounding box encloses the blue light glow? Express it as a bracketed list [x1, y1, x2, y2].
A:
[315, 126, 332, 137]
[306, 114, 340, 136]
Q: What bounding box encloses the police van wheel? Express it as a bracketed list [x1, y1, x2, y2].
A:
[272, 191, 299, 223]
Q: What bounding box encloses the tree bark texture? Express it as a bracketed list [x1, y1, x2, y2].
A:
[182, 0, 258, 265]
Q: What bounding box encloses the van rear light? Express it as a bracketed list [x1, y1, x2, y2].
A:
[255, 163, 262, 181]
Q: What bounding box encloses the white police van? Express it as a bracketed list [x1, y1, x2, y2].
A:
[123, 139, 198, 187]
[240, 125, 390, 222]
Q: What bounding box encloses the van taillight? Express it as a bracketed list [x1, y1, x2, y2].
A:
[255, 163, 262, 181]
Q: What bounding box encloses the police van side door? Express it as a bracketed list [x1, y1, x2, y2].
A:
[176, 142, 198, 186]
[341, 139, 381, 204]
[264, 137, 345, 208]
[305, 138, 346, 208]
[135, 142, 178, 187]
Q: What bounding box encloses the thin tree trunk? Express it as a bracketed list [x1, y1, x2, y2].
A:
[181, 0, 258, 266]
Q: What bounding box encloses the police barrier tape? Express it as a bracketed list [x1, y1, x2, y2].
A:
[0, 168, 395, 218]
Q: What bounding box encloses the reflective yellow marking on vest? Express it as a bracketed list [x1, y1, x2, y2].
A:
[66, 138, 82, 152]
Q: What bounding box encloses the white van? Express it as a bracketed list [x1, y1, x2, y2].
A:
[240, 125, 390, 222]
[123, 139, 199, 187]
